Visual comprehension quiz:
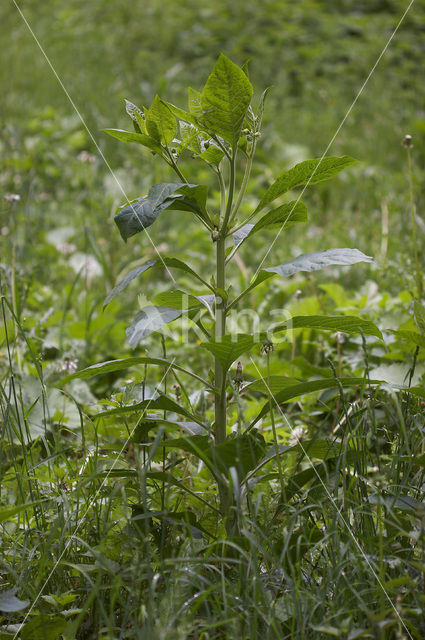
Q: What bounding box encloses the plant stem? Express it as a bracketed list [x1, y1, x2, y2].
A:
[213, 154, 236, 444]
[267, 351, 285, 494]
[214, 234, 227, 444]
[407, 145, 422, 298]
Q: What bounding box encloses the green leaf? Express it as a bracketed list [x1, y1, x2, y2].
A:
[414, 300, 425, 334]
[114, 183, 211, 241]
[211, 432, 267, 477]
[20, 615, 67, 640]
[103, 128, 162, 154]
[133, 417, 207, 441]
[233, 201, 307, 247]
[369, 493, 425, 513]
[126, 306, 182, 347]
[163, 101, 199, 127]
[0, 589, 29, 613]
[255, 156, 357, 213]
[0, 500, 44, 524]
[199, 145, 225, 166]
[188, 87, 203, 118]
[154, 290, 214, 313]
[103, 260, 156, 307]
[243, 376, 303, 396]
[125, 99, 147, 133]
[201, 334, 256, 372]
[271, 315, 383, 340]
[145, 95, 177, 144]
[201, 54, 253, 145]
[391, 330, 425, 349]
[96, 393, 204, 424]
[59, 356, 212, 389]
[251, 377, 379, 425]
[103, 256, 213, 308]
[264, 248, 373, 278]
[164, 184, 212, 227]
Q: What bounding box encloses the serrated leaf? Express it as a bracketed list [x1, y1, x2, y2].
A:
[145, 95, 177, 144]
[265, 248, 373, 278]
[103, 128, 162, 154]
[201, 334, 256, 372]
[255, 156, 357, 213]
[126, 306, 182, 347]
[201, 54, 253, 145]
[0, 590, 29, 613]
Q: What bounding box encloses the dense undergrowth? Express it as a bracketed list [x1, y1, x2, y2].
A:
[1, 1, 425, 639]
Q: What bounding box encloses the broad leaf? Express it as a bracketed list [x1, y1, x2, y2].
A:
[188, 87, 203, 118]
[145, 95, 177, 144]
[199, 145, 225, 166]
[255, 156, 357, 213]
[391, 330, 425, 349]
[114, 183, 208, 241]
[264, 248, 373, 278]
[201, 54, 253, 145]
[270, 315, 383, 340]
[20, 615, 67, 640]
[95, 393, 203, 424]
[103, 260, 156, 307]
[163, 101, 199, 127]
[233, 201, 307, 247]
[0, 589, 29, 613]
[414, 300, 425, 334]
[104, 256, 212, 308]
[125, 99, 146, 133]
[233, 224, 254, 247]
[133, 417, 207, 441]
[251, 377, 380, 425]
[126, 306, 182, 347]
[59, 356, 212, 388]
[0, 500, 44, 524]
[201, 334, 256, 372]
[154, 290, 214, 313]
[103, 128, 162, 154]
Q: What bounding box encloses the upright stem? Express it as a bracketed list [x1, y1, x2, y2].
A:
[214, 153, 236, 444]
[407, 146, 422, 298]
[214, 234, 227, 444]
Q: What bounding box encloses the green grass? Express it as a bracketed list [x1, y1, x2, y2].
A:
[1, 1, 425, 638]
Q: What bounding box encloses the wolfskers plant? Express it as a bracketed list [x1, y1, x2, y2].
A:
[65, 55, 382, 522]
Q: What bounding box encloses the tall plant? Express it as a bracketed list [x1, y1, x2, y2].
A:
[66, 55, 381, 523]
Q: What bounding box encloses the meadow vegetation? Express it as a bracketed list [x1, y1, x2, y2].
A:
[1, 1, 425, 639]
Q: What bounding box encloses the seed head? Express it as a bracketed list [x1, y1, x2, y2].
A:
[402, 134, 413, 148]
[261, 339, 274, 355]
